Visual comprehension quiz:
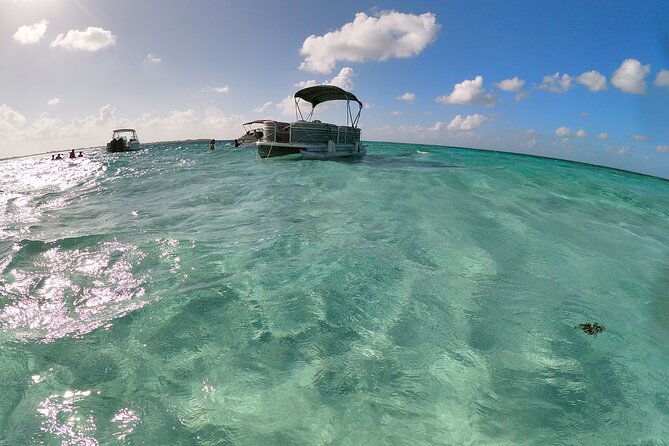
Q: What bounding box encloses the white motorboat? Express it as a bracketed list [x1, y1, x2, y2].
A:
[256, 85, 365, 159]
[106, 129, 140, 152]
[234, 120, 266, 147]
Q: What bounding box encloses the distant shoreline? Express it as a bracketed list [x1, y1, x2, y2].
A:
[2, 139, 667, 183]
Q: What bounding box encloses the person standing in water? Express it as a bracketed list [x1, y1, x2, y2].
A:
[69, 149, 76, 159]
[210, 139, 216, 151]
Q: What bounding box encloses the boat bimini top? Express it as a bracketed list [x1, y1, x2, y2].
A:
[293, 85, 363, 128]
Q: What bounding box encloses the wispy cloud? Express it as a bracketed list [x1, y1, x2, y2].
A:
[612, 58, 650, 94]
[656, 145, 669, 153]
[555, 126, 571, 137]
[299, 11, 440, 73]
[13, 19, 49, 45]
[47, 98, 60, 106]
[539, 73, 572, 93]
[598, 132, 609, 141]
[254, 102, 272, 113]
[436, 76, 496, 106]
[396, 92, 416, 102]
[146, 54, 162, 63]
[212, 85, 230, 93]
[50, 27, 117, 51]
[631, 134, 648, 141]
[493, 77, 525, 92]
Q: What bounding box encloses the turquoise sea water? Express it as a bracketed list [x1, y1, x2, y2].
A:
[1, 141, 668, 445]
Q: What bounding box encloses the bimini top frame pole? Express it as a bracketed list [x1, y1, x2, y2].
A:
[293, 85, 363, 127]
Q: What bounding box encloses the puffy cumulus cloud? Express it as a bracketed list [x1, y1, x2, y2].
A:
[576, 70, 607, 92]
[632, 134, 648, 141]
[71, 105, 115, 132]
[299, 11, 440, 73]
[655, 69, 669, 88]
[396, 92, 416, 102]
[575, 129, 588, 138]
[163, 109, 200, 126]
[428, 121, 444, 131]
[0, 104, 27, 136]
[539, 73, 572, 93]
[212, 85, 230, 93]
[23, 112, 66, 140]
[277, 95, 312, 117]
[436, 76, 496, 106]
[47, 98, 60, 105]
[555, 126, 571, 137]
[50, 27, 116, 51]
[598, 132, 609, 141]
[656, 145, 669, 153]
[447, 114, 488, 131]
[493, 77, 525, 92]
[295, 67, 357, 91]
[254, 102, 272, 113]
[146, 54, 161, 63]
[611, 58, 650, 94]
[326, 67, 356, 90]
[13, 19, 49, 44]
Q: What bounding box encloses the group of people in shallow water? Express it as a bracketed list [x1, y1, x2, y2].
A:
[51, 149, 83, 160]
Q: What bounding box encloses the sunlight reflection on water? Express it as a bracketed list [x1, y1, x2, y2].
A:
[0, 241, 148, 343]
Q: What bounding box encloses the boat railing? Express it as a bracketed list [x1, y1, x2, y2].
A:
[262, 120, 360, 144]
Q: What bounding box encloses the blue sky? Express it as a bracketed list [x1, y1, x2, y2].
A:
[1, 0, 669, 177]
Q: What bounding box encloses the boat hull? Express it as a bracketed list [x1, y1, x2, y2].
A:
[256, 143, 302, 158]
[256, 141, 365, 159]
[106, 140, 141, 152]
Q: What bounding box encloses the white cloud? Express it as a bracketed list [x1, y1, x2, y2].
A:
[435, 76, 496, 106]
[163, 109, 200, 126]
[611, 58, 650, 94]
[575, 129, 588, 138]
[326, 67, 356, 90]
[447, 114, 488, 131]
[212, 85, 230, 93]
[299, 11, 440, 73]
[24, 112, 66, 140]
[539, 73, 572, 93]
[50, 27, 116, 51]
[295, 67, 357, 91]
[254, 102, 273, 113]
[576, 70, 607, 92]
[146, 54, 161, 63]
[397, 92, 416, 102]
[632, 134, 648, 141]
[13, 19, 49, 44]
[0, 104, 27, 136]
[494, 77, 525, 92]
[277, 95, 312, 117]
[598, 132, 609, 141]
[655, 69, 669, 88]
[608, 146, 630, 155]
[656, 145, 669, 153]
[515, 91, 530, 102]
[390, 111, 402, 116]
[555, 126, 571, 137]
[428, 121, 444, 131]
[47, 98, 60, 106]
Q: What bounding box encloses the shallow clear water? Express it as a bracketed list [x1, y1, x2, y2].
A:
[1, 141, 668, 445]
